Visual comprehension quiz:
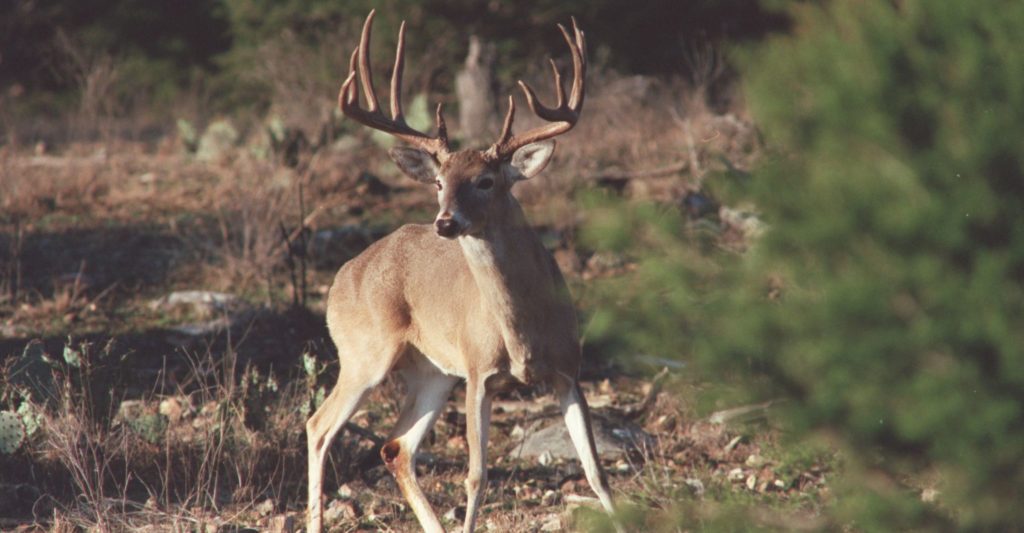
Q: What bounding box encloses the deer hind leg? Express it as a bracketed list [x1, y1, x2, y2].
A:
[382, 359, 458, 533]
[306, 343, 398, 533]
[462, 376, 494, 533]
[556, 376, 621, 527]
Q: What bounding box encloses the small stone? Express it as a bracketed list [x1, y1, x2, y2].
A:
[564, 494, 601, 513]
[324, 499, 359, 524]
[159, 397, 187, 422]
[613, 459, 630, 473]
[443, 506, 465, 523]
[266, 515, 295, 533]
[336, 483, 354, 499]
[745, 474, 757, 491]
[684, 478, 705, 497]
[539, 514, 562, 531]
[727, 468, 745, 481]
[256, 498, 275, 516]
[538, 450, 554, 466]
[744, 454, 764, 467]
[509, 424, 526, 440]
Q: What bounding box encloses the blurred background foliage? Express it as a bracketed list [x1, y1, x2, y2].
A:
[584, 0, 1024, 529]
[1, 0, 786, 121]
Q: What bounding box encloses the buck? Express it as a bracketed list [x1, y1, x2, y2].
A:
[307, 11, 618, 532]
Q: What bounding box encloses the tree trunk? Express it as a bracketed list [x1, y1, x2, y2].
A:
[455, 35, 497, 145]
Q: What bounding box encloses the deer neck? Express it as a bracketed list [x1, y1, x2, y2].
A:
[458, 195, 555, 382]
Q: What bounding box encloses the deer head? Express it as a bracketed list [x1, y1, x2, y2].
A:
[339, 10, 586, 238]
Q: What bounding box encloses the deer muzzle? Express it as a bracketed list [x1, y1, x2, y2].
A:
[435, 216, 462, 238]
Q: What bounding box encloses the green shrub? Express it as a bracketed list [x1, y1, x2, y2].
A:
[585, 0, 1024, 529]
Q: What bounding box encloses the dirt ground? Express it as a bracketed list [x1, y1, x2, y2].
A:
[0, 127, 829, 531]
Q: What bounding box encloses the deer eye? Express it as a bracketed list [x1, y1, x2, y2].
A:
[477, 177, 494, 190]
[435, 179, 442, 191]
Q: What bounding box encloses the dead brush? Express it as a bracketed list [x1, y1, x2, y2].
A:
[23, 333, 310, 530]
[53, 30, 123, 145]
[29, 340, 136, 531]
[251, 24, 369, 147]
[192, 156, 299, 301]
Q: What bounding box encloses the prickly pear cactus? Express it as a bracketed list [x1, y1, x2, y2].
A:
[0, 411, 26, 454]
[10, 340, 55, 402]
[128, 413, 168, 445]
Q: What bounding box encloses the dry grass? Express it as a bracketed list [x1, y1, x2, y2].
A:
[0, 57, 803, 531]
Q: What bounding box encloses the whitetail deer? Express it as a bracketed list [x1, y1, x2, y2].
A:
[307, 11, 618, 532]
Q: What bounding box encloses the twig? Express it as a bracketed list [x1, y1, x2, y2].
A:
[585, 161, 689, 191]
[707, 399, 778, 425]
[620, 366, 670, 419]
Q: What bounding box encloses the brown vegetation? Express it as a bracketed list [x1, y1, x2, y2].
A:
[0, 62, 827, 531]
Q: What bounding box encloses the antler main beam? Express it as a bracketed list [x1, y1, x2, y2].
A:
[485, 17, 587, 162]
[338, 10, 450, 160]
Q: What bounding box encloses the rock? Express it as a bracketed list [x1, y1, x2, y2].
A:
[196, 119, 239, 162]
[158, 396, 190, 422]
[564, 494, 601, 512]
[177, 119, 199, 153]
[324, 499, 360, 525]
[684, 478, 705, 497]
[538, 450, 554, 466]
[443, 506, 465, 523]
[336, 483, 354, 499]
[167, 317, 235, 341]
[539, 513, 562, 531]
[150, 290, 241, 318]
[512, 417, 653, 462]
[255, 498, 275, 517]
[266, 515, 295, 533]
[719, 206, 765, 240]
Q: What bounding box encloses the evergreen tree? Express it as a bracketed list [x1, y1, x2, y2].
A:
[586, 0, 1024, 528]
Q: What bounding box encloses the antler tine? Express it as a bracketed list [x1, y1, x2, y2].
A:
[344, 48, 359, 105]
[435, 102, 449, 146]
[548, 59, 564, 109]
[358, 10, 379, 112]
[337, 11, 450, 159]
[485, 18, 587, 162]
[496, 95, 515, 147]
[390, 21, 406, 121]
[565, 17, 586, 109]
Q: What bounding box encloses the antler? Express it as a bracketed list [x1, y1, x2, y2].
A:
[339, 10, 451, 160]
[485, 17, 586, 162]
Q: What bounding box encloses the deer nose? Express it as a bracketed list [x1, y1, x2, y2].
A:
[435, 217, 461, 238]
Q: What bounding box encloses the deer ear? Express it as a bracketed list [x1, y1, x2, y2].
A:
[508, 140, 555, 180]
[389, 147, 439, 183]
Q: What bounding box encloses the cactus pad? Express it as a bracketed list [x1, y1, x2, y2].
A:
[0, 411, 26, 454]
